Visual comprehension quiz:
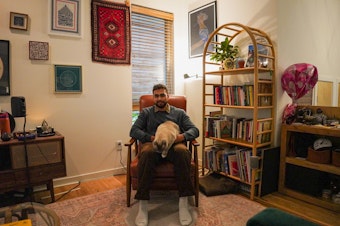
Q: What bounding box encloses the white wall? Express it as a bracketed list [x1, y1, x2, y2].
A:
[0, 0, 190, 185]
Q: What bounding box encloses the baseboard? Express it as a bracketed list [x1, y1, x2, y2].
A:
[52, 166, 127, 188]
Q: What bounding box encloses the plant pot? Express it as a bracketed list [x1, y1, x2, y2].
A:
[223, 58, 234, 69]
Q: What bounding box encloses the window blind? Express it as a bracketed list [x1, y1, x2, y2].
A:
[131, 5, 174, 105]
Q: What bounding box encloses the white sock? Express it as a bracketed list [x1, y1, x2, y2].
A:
[179, 197, 192, 226]
[135, 200, 148, 226]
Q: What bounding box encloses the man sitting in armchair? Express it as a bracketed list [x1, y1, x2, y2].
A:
[130, 84, 199, 226]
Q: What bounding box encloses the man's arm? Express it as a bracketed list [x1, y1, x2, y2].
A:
[130, 109, 153, 143]
[178, 111, 199, 142]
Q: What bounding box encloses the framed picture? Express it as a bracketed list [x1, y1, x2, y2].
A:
[189, 1, 217, 58]
[0, 40, 10, 96]
[48, 0, 82, 38]
[29, 41, 49, 60]
[54, 65, 82, 93]
[10, 12, 28, 30]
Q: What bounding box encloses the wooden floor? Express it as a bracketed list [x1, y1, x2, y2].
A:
[30, 174, 339, 226]
[256, 192, 339, 226]
[33, 174, 127, 204]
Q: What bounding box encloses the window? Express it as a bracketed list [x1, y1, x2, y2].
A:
[131, 5, 174, 109]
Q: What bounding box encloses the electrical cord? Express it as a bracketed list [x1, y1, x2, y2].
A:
[119, 147, 127, 172]
[22, 116, 34, 206]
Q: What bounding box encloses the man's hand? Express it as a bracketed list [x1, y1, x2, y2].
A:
[175, 134, 185, 143]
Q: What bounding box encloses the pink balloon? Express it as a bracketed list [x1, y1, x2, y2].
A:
[281, 63, 318, 101]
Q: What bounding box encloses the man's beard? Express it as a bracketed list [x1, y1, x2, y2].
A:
[156, 101, 167, 108]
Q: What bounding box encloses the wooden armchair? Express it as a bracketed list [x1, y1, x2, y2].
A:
[125, 94, 199, 207]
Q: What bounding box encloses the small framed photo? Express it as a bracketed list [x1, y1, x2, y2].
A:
[189, 1, 217, 58]
[54, 65, 82, 93]
[29, 41, 49, 60]
[48, 0, 82, 38]
[10, 12, 28, 30]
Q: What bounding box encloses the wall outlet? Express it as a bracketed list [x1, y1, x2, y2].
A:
[116, 140, 122, 151]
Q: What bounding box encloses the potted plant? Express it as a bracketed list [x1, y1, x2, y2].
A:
[210, 37, 240, 69]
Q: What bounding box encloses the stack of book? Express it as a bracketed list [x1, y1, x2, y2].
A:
[203, 145, 259, 183]
[213, 84, 254, 106]
[205, 114, 272, 144]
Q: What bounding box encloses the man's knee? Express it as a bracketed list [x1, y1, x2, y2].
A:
[172, 143, 191, 159]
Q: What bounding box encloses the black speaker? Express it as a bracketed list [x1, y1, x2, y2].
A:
[11, 96, 26, 117]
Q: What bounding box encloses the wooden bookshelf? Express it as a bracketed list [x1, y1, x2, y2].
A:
[202, 23, 276, 200]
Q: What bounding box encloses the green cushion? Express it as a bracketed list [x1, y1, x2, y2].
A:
[246, 208, 318, 226]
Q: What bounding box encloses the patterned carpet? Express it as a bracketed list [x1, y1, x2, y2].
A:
[44, 187, 265, 226]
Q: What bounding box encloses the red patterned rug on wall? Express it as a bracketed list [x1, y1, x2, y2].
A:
[91, 0, 131, 64]
[43, 187, 265, 226]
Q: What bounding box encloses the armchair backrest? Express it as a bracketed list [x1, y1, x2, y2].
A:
[139, 95, 187, 112]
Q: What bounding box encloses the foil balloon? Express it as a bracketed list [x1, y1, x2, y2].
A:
[281, 63, 318, 101]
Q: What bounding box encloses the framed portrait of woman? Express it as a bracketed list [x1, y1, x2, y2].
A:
[188, 1, 217, 58]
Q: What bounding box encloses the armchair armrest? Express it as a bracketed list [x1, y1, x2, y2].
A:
[189, 139, 200, 206]
[125, 138, 136, 147]
[188, 139, 200, 158]
[125, 138, 138, 168]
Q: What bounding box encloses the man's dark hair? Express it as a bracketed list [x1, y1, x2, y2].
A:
[153, 84, 168, 93]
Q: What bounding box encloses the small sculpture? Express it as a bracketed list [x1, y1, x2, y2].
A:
[313, 108, 327, 125]
[1, 132, 11, 141]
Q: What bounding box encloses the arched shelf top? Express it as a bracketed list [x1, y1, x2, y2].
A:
[203, 22, 275, 68]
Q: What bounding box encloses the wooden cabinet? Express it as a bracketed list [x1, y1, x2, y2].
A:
[0, 133, 66, 202]
[202, 23, 276, 199]
[279, 106, 340, 212]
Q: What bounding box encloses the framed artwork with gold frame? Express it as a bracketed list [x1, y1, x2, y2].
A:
[10, 12, 28, 30]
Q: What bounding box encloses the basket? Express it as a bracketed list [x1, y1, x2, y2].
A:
[307, 147, 331, 164]
[332, 150, 340, 167]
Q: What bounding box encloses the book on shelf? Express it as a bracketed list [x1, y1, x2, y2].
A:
[248, 85, 254, 106]
[258, 83, 272, 94]
[209, 110, 222, 117]
[205, 114, 233, 139]
[205, 116, 220, 137]
[237, 118, 253, 141]
[216, 150, 225, 172]
[259, 96, 272, 106]
[257, 121, 272, 144]
[213, 85, 223, 105]
[204, 146, 218, 170]
[228, 153, 239, 177]
[219, 119, 233, 138]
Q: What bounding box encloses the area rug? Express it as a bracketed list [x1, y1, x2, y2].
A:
[43, 187, 265, 226]
[91, 0, 131, 64]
